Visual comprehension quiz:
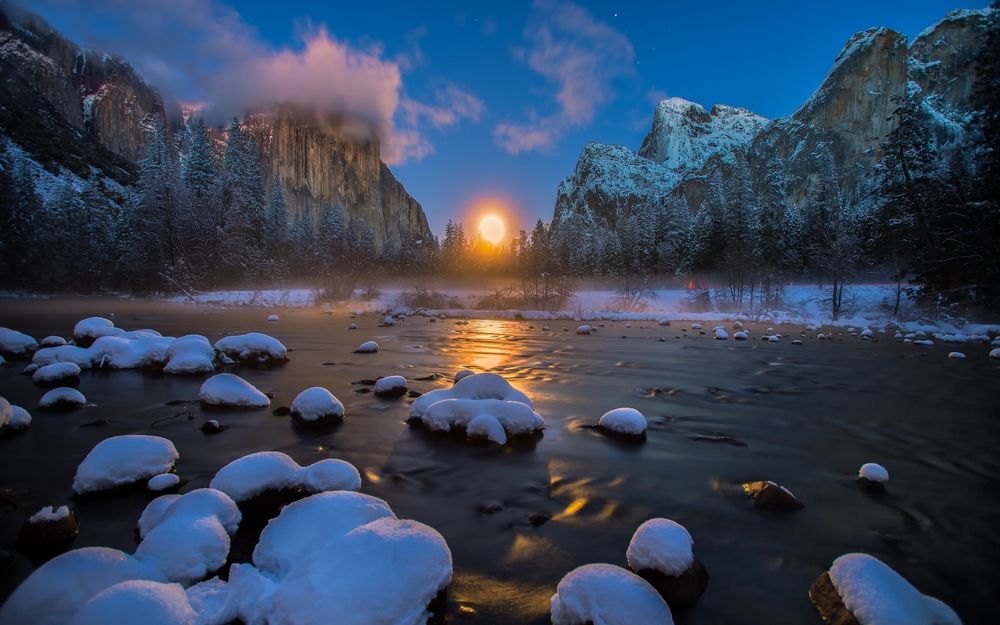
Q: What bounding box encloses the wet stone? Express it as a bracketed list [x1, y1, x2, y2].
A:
[808, 571, 861, 625]
[742, 480, 804, 511]
[633, 559, 710, 606]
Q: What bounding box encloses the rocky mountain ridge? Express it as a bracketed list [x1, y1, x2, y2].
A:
[554, 8, 993, 231]
[0, 4, 430, 252]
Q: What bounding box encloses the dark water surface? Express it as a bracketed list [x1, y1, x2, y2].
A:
[1, 298, 998, 624]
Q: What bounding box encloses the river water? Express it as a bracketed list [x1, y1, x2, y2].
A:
[1, 298, 997, 624]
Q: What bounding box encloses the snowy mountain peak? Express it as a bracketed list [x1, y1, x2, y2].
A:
[638, 98, 768, 172]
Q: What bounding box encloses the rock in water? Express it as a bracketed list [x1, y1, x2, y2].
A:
[742, 480, 804, 511]
[626, 518, 708, 605]
[17, 506, 79, 558]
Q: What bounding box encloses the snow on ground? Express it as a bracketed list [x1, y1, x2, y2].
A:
[0, 327, 37, 357]
[73, 435, 179, 494]
[209, 451, 360, 502]
[290, 387, 345, 422]
[598, 408, 648, 436]
[165, 284, 1000, 334]
[550, 563, 674, 625]
[199, 374, 269, 408]
[626, 519, 695, 576]
[828, 553, 960, 625]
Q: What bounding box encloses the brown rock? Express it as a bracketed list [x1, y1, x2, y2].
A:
[809, 571, 861, 625]
[742, 480, 804, 511]
[633, 559, 710, 606]
[17, 509, 79, 558]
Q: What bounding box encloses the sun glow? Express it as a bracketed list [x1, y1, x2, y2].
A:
[478, 214, 506, 245]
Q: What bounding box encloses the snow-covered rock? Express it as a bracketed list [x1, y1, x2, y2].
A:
[576, 324, 593, 335]
[32, 362, 81, 386]
[0, 327, 37, 357]
[859, 463, 889, 483]
[73, 435, 179, 494]
[267, 314, 280, 322]
[163, 335, 215, 375]
[32, 344, 95, 368]
[29, 505, 72, 524]
[454, 369, 475, 384]
[209, 452, 360, 503]
[626, 519, 694, 577]
[373, 375, 407, 398]
[252, 491, 395, 577]
[290, 387, 344, 422]
[598, 407, 648, 437]
[690, 323, 703, 330]
[354, 340, 379, 353]
[39, 387, 86, 410]
[347, 322, 358, 330]
[73, 317, 120, 345]
[466, 413, 508, 445]
[134, 489, 241, 585]
[199, 373, 269, 407]
[947, 351, 965, 359]
[213, 333, 288, 365]
[409, 373, 542, 443]
[550, 563, 674, 625]
[67, 579, 196, 625]
[0, 547, 165, 625]
[714, 327, 729, 340]
[733, 330, 749, 340]
[18, 504, 79, 558]
[2, 403, 32, 432]
[39, 335, 67, 348]
[767, 335, 780, 343]
[810, 553, 961, 625]
[382, 315, 396, 326]
[990, 348, 1000, 360]
[148, 473, 181, 492]
[742, 480, 804, 511]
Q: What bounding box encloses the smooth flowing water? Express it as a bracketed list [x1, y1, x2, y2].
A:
[1, 298, 998, 624]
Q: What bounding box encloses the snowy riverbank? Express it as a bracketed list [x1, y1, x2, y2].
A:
[165, 284, 1000, 336]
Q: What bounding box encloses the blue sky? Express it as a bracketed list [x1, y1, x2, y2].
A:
[31, 0, 989, 236]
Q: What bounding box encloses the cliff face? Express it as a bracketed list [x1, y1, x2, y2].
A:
[0, 5, 433, 254]
[553, 8, 992, 232]
[0, 5, 168, 168]
[246, 110, 432, 252]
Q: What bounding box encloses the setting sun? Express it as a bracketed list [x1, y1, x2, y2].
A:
[478, 214, 506, 245]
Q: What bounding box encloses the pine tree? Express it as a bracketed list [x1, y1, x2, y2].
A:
[0, 149, 41, 288]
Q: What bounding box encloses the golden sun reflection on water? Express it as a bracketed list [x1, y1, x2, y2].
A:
[451, 571, 553, 621]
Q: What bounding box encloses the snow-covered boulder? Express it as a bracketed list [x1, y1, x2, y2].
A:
[252, 491, 395, 576]
[690, 323, 703, 330]
[732, 321, 744, 330]
[381, 315, 396, 326]
[576, 324, 592, 335]
[67, 579, 196, 625]
[658, 319, 671, 327]
[767, 335, 780, 343]
[373, 375, 407, 398]
[733, 330, 749, 341]
[409, 373, 541, 444]
[32, 362, 81, 386]
[32, 344, 94, 368]
[354, 340, 379, 353]
[626, 519, 708, 605]
[290, 387, 344, 423]
[347, 322, 358, 330]
[39, 387, 86, 411]
[267, 314, 279, 322]
[148, 474, 181, 492]
[551, 563, 674, 625]
[0, 547, 166, 625]
[225, 515, 451, 625]
[990, 348, 1000, 360]
[858, 462, 889, 492]
[199, 373, 269, 408]
[73, 435, 179, 495]
[87, 335, 174, 369]
[213, 333, 288, 365]
[2, 402, 32, 433]
[209, 452, 361, 504]
[134, 489, 241, 585]
[597, 407, 648, 438]
[39, 336, 67, 348]
[947, 351, 965, 359]
[713, 327, 729, 340]
[454, 369, 475, 384]
[809, 553, 960, 625]
[73, 317, 118, 344]
[861, 327, 873, 338]
[0, 327, 37, 358]
[17, 505, 79, 557]
[163, 335, 215, 375]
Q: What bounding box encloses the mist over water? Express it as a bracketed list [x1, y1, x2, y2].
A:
[1, 299, 997, 624]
